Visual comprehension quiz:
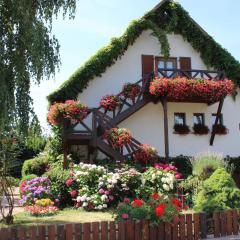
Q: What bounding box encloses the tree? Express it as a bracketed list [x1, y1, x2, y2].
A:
[0, 0, 77, 134]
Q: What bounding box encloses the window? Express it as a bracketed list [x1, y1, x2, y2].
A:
[212, 113, 223, 125]
[155, 57, 177, 77]
[174, 113, 186, 125]
[193, 113, 205, 125]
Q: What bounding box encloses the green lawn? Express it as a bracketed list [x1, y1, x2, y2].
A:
[1, 208, 114, 227]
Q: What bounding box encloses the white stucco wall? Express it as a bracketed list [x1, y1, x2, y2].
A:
[78, 30, 240, 157]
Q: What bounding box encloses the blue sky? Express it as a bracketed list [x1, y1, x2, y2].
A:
[31, 0, 240, 130]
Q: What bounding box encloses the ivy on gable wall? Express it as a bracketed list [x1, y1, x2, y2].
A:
[48, 0, 240, 104]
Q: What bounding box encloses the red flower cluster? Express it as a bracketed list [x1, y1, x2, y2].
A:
[66, 179, 74, 186]
[171, 197, 182, 211]
[104, 128, 132, 148]
[19, 180, 27, 195]
[48, 100, 88, 125]
[121, 83, 141, 102]
[100, 94, 121, 111]
[132, 199, 143, 207]
[149, 77, 234, 102]
[25, 205, 59, 216]
[154, 163, 182, 179]
[134, 144, 158, 164]
[156, 203, 167, 217]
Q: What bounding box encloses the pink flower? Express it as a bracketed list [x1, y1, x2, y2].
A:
[175, 173, 182, 179]
[104, 190, 110, 195]
[123, 198, 130, 204]
[109, 195, 114, 201]
[122, 213, 129, 220]
[66, 179, 74, 186]
[98, 189, 105, 194]
[71, 190, 77, 198]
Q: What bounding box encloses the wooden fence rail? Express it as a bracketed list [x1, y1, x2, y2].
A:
[0, 210, 239, 240]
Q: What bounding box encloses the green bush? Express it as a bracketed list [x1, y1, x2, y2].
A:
[194, 168, 240, 213]
[6, 176, 21, 186]
[44, 160, 72, 208]
[21, 154, 49, 178]
[191, 151, 225, 179]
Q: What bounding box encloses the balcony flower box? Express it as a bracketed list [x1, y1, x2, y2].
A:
[174, 124, 190, 135]
[149, 77, 234, 103]
[134, 144, 158, 164]
[193, 124, 210, 135]
[121, 83, 141, 103]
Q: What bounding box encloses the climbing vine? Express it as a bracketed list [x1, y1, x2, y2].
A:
[48, 0, 240, 104]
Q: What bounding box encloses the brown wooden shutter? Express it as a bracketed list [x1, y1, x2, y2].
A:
[142, 55, 154, 77]
[179, 57, 191, 71]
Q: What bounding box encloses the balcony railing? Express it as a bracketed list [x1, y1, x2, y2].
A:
[157, 68, 226, 80]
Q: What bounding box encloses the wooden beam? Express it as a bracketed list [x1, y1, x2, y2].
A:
[161, 97, 169, 161]
[210, 98, 224, 146]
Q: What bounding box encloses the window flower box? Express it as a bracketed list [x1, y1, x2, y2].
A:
[174, 124, 190, 135]
[212, 124, 228, 135]
[193, 124, 210, 135]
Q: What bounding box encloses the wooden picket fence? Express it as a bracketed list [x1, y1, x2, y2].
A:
[0, 210, 239, 240]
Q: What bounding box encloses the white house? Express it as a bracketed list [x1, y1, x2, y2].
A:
[48, 0, 240, 163]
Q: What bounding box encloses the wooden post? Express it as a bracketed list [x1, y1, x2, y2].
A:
[210, 98, 224, 146]
[161, 97, 169, 161]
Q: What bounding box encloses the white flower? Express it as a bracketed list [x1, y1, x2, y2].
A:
[86, 197, 91, 201]
[152, 174, 156, 180]
[93, 200, 98, 204]
[101, 195, 107, 201]
[82, 202, 88, 207]
[80, 195, 87, 202]
[163, 184, 170, 191]
[76, 196, 81, 203]
[103, 204, 108, 208]
[98, 205, 103, 210]
[112, 179, 118, 184]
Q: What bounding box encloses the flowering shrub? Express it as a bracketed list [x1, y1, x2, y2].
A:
[134, 144, 158, 164]
[47, 100, 88, 125]
[154, 163, 182, 180]
[149, 77, 234, 102]
[115, 194, 182, 224]
[137, 167, 177, 199]
[19, 177, 51, 206]
[104, 128, 132, 148]
[67, 163, 141, 210]
[25, 198, 59, 217]
[174, 124, 190, 134]
[121, 83, 141, 102]
[193, 124, 209, 135]
[100, 94, 121, 111]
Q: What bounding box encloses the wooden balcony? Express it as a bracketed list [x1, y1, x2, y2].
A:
[157, 68, 226, 80]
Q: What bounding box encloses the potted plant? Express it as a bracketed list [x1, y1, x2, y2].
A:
[193, 124, 210, 135]
[104, 128, 132, 148]
[47, 100, 88, 125]
[212, 124, 228, 135]
[134, 144, 158, 164]
[121, 83, 141, 103]
[100, 94, 121, 111]
[174, 124, 190, 135]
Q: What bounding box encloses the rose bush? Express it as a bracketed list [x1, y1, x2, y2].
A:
[149, 77, 234, 102]
[47, 100, 88, 125]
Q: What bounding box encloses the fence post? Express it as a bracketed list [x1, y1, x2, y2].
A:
[199, 212, 207, 239]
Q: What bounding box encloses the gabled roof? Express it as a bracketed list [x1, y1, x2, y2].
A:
[48, 0, 240, 104]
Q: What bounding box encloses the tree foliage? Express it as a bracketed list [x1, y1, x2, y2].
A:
[0, 0, 77, 134]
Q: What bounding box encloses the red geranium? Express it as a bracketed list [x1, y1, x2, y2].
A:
[66, 179, 74, 186]
[171, 198, 182, 211]
[155, 203, 167, 217]
[48, 100, 88, 125]
[121, 83, 141, 102]
[132, 199, 143, 207]
[104, 128, 132, 148]
[134, 144, 158, 164]
[149, 77, 234, 103]
[151, 193, 160, 200]
[100, 94, 121, 111]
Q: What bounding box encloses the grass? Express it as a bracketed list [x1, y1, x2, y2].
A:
[1, 208, 114, 228]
